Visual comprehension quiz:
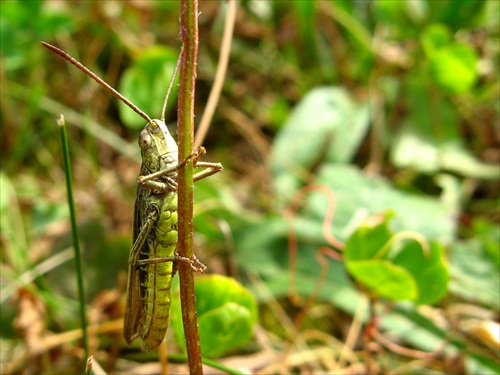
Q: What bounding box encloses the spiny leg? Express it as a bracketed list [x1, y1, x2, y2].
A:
[193, 161, 223, 182]
[137, 147, 207, 187]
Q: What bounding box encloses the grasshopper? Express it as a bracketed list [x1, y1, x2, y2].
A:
[42, 42, 222, 351]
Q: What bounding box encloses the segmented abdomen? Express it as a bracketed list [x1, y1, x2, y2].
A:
[139, 192, 178, 351]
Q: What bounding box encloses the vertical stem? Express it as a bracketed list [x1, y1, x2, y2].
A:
[58, 115, 89, 361]
[177, 0, 203, 374]
[194, 0, 237, 148]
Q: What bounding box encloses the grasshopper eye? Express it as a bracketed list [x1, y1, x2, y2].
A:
[139, 130, 152, 150]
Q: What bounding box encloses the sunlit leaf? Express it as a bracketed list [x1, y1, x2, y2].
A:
[429, 44, 478, 94]
[345, 215, 449, 303]
[270, 87, 370, 201]
[172, 275, 257, 358]
[449, 238, 500, 309]
[118, 46, 179, 129]
[420, 24, 452, 56]
[392, 240, 449, 305]
[347, 259, 418, 301]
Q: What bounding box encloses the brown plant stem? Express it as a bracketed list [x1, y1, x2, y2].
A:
[195, 0, 237, 148]
[177, 0, 203, 374]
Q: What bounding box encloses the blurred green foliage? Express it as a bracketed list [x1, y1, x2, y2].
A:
[344, 213, 449, 305]
[119, 46, 179, 128]
[1, 0, 498, 373]
[171, 274, 258, 358]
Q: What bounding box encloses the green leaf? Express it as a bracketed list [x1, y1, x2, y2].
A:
[392, 240, 449, 305]
[393, 128, 499, 179]
[344, 214, 393, 261]
[429, 44, 478, 94]
[391, 79, 498, 179]
[291, 1, 316, 64]
[270, 87, 370, 201]
[233, 218, 289, 278]
[172, 275, 257, 358]
[347, 259, 418, 301]
[471, 218, 500, 265]
[439, 144, 500, 179]
[449, 238, 500, 309]
[1, 0, 74, 71]
[425, 0, 486, 30]
[36, 12, 74, 36]
[118, 46, 179, 128]
[0, 172, 29, 273]
[372, 1, 413, 29]
[344, 216, 449, 303]
[198, 302, 254, 358]
[420, 24, 452, 56]
[310, 165, 458, 244]
[195, 275, 258, 323]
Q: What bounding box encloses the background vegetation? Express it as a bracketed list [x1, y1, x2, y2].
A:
[1, 1, 498, 374]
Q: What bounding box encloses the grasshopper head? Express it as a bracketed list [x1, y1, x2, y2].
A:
[139, 120, 178, 172]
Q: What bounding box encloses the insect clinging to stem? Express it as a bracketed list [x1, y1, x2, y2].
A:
[41, 41, 223, 351]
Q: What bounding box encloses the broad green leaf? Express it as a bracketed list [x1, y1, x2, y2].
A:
[233, 211, 358, 312]
[233, 218, 289, 278]
[429, 44, 478, 94]
[372, 0, 417, 35]
[439, 144, 500, 179]
[36, 12, 74, 36]
[1, 0, 74, 71]
[482, 0, 500, 28]
[392, 240, 449, 305]
[270, 86, 370, 202]
[344, 214, 393, 261]
[118, 46, 178, 129]
[344, 216, 449, 303]
[195, 275, 258, 323]
[449, 238, 500, 310]
[425, 0, 486, 30]
[472, 218, 500, 265]
[347, 259, 418, 301]
[198, 302, 254, 358]
[309, 165, 458, 244]
[393, 128, 499, 179]
[420, 24, 451, 56]
[172, 275, 257, 358]
[391, 79, 497, 179]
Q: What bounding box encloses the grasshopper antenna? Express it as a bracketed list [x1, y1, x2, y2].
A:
[41, 42, 153, 125]
[160, 49, 182, 122]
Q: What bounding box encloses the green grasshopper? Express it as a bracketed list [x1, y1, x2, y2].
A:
[42, 42, 222, 351]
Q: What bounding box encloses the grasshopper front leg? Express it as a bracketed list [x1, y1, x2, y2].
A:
[138, 148, 223, 188]
[137, 152, 199, 191]
[194, 161, 223, 182]
[137, 148, 206, 188]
